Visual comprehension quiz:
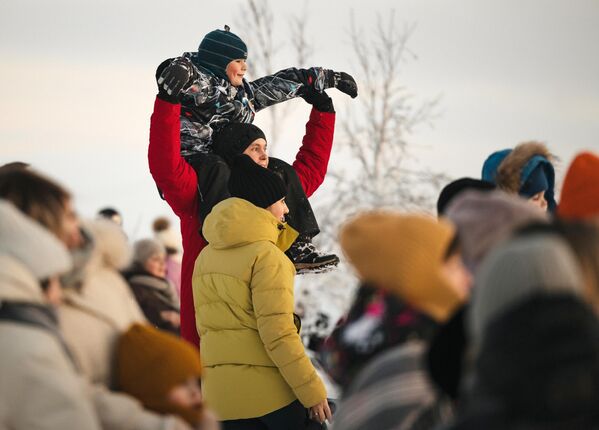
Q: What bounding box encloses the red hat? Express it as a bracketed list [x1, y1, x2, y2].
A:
[558, 152, 599, 220]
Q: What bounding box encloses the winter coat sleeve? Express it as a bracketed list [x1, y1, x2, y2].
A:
[250, 249, 327, 408]
[250, 67, 333, 112]
[86, 383, 192, 430]
[148, 96, 198, 217]
[292, 107, 336, 197]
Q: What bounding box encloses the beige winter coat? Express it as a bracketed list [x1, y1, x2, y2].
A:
[59, 219, 147, 387]
[0, 255, 103, 430]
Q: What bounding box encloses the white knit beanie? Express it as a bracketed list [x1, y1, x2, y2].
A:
[133, 239, 166, 265]
[0, 200, 72, 279]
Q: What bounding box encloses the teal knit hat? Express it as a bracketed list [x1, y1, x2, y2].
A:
[196, 26, 247, 81]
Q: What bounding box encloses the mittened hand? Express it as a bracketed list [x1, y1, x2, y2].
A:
[331, 71, 358, 98]
[156, 58, 195, 102]
[301, 87, 335, 113]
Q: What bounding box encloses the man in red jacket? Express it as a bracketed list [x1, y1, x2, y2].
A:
[148, 89, 337, 347]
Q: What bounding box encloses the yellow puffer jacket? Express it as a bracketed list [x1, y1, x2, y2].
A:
[192, 198, 326, 420]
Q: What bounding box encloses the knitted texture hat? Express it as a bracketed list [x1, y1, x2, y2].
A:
[445, 190, 548, 272]
[133, 239, 165, 265]
[469, 235, 584, 347]
[558, 151, 599, 220]
[228, 154, 286, 209]
[213, 123, 267, 165]
[0, 199, 71, 280]
[437, 178, 496, 216]
[116, 324, 203, 421]
[196, 26, 247, 80]
[340, 212, 465, 322]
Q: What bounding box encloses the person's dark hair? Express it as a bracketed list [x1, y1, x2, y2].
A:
[0, 168, 70, 238]
[0, 161, 30, 172]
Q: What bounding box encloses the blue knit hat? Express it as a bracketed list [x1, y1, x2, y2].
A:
[196, 26, 247, 81]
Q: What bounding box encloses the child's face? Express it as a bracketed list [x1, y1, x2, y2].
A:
[226, 59, 247, 87]
[166, 377, 203, 410]
[528, 191, 548, 211]
[267, 198, 289, 222]
[243, 138, 268, 168]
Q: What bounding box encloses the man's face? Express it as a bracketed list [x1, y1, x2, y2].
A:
[61, 198, 83, 250]
[243, 138, 268, 168]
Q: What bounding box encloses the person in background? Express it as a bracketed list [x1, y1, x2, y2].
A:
[117, 323, 219, 430]
[0, 200, 102, 429]
[481, 141, 556, 212]
[123, 239, 180, 335]
[97, 207, 124, 227]
[153, 216, 183, 297]
[329, 213, 471, 430]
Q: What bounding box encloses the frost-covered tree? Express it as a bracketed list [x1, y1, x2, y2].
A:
[296, 13, 449, 343]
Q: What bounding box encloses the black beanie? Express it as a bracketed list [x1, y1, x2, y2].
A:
[213, 123, 266, 165]
[437, 178, 496, 215]
[229, 155, 286, 209]
[196, 26, 247, 81]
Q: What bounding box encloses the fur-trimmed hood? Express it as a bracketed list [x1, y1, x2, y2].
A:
[482, 141, 556, 211]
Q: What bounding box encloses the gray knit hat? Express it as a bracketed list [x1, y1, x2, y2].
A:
[133, 239, 166, 265]
[445, 190, 548, 272]
[469, 234, 585, 347]
[0, 199, 72, 280]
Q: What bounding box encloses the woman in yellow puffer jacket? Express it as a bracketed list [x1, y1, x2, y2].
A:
[192, 154, 330, 429]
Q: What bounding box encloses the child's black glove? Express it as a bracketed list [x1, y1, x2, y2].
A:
[302, 88, 335, 113]
[326, 71, 358, 99]
[155, 58, 195, 103]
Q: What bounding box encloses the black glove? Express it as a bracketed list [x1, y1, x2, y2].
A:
[326, 70, 358, 99]
[301, 87, 334, 113]
[155, 58, 194, 103]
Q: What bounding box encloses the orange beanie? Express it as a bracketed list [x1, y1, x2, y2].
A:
[340, 212, 465, 323]
[116, 324, 202, 414]
[558, 152, 599, 220]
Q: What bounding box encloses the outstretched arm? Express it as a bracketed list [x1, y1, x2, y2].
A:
[292, 90, 336, 197]
[251, 67, 357, 112]
[148, 96, 198, 217]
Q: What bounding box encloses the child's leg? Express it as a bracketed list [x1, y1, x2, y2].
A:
[187, 153, 231, 223]
[268, 157, 338, 272]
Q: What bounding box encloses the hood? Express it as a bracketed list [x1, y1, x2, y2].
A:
[0, 255, 46, 304]
[83, 219, 132, 272]
[202, 198, 298, 252]
[485, 142, 556, 211]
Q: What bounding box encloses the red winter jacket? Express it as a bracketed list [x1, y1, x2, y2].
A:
[148, 96, 335, 347]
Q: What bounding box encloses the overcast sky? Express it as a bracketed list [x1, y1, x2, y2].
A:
[1, 0, 598, 239]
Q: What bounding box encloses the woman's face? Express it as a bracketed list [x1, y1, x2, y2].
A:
[60, 198, 83, 250]
[267, 198, 289, 222]
[528, 191, 548, 211]
[144, 253, 167, 278]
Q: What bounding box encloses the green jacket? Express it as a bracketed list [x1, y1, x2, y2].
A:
[193, 198, 326, 420]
